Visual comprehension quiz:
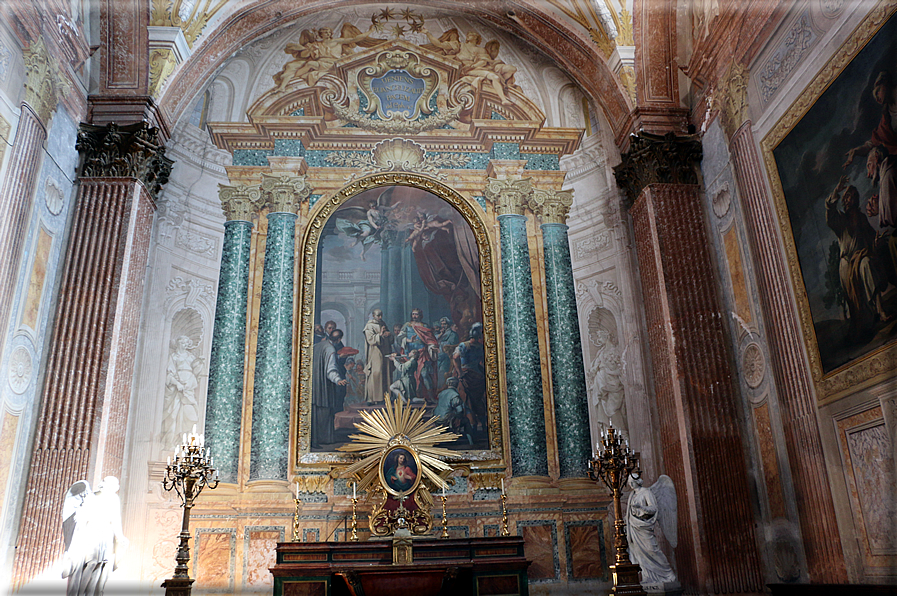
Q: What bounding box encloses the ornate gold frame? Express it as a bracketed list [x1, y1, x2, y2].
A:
[379, 445, 422, 499]
[294, 172, 504, 467]
[760, 1, 897, 404]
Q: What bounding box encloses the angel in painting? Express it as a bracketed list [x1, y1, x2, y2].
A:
[274, 23, 381, 90]
[421, 27, 517, 105]
[334, 187, 401, 259]
[627, 474, 679, 589]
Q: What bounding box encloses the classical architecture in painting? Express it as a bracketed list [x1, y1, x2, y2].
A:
[0, 0, 895, 594]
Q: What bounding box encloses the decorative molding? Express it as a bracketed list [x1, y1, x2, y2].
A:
[529, 188, 574, 224]
[150, 0, 226, 47]
[76, 122, 174, 200]
[758, 11, 816, 104]
[483, 178, 533, 216]
[613, 132, 703, 208]
[175, 227, 218, 258]
[218, 183, 262, 222]
[8, 346, 33, 394]
[326, 138, 470, 180]
[0, 41, 10, 83]
[719, 62, 749, 139]
[743, 343, 766, 389]
[573, 233, 611, 260]
[44, 178, 64, 216]
[260, 174, 312, 214]
[165, 276, 214, 309]
[23, 37, 71, 124]
[710, 182, 732, 218]
[148, 48, 178, 99]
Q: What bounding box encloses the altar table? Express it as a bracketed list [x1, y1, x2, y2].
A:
[271, 535, 531, 596]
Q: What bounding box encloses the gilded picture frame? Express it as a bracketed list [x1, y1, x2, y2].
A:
[379, 446, 421, 498]
[761, 3, 897, 404]
[294, 172, 504, 467]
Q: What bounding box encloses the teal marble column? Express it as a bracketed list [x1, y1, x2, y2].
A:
[532, 189, 591, 478]
[206, 184, 262, 483]
[249, 174, 311, 481]
[485, 178, 549, 477]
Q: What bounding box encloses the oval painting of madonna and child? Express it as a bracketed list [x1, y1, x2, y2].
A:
[310, 185, 488, 452]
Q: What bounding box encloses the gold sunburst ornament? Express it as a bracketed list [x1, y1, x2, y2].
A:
[338, 397, 460, 536]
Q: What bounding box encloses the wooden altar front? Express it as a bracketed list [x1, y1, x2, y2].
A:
[271, 536, 531, 596]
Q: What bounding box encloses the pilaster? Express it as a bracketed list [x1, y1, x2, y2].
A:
[484, 178, 549, 478]
[204, 184, 263, 483]
[249, 175, 311, 481]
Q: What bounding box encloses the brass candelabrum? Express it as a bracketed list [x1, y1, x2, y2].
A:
[161, 425, 219, 596]
[588, 424, 645, 596]
[440, 494, 449, 539]
[350, 491, 359, 542]
[499, 492, 510, 537]
[292, 496, 302, 542]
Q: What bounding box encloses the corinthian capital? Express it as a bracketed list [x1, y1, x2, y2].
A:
[23, 37, 71, 125]
[484, 178, 534, 216]
[530, 189, 574, 224]
[261, 174, 312, 214]
[218, 184, 263, 221]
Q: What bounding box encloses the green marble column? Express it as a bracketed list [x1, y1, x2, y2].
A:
[532, 189, 591, 478]
[206, 184, 262, 483]
[249, 174, 311, 481]
[485, 178, 549, 477]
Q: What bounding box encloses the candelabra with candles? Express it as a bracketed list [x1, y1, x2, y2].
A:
[350, 481, 359, 542]
[161, 425, 219, 596]
[499, 478, 510, 537]
[292, 482, 302, 543]
[589, 424, 645, 596]
[439, 483, 449, 539]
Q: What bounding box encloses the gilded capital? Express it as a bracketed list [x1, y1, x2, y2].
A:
[484, 178, 534, 217]
[612, 131, 702, 209]
[218, 184, 263, 221]
[76, 122, 173, 200]
[718, 62, 750, 139]
[530, 189, 574, 224]
[261, 174, 312, 214]
[23, 37, 71, 125]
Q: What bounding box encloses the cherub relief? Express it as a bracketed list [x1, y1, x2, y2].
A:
[274, 23, 381, 90]
[421, 27, 518, 105]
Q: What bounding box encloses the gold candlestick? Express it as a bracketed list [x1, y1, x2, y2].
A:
[440, 495, 449, 539]
[350, 496, 359, 542]
[292, 497, 301, 542]
[499, 492, 510, 537]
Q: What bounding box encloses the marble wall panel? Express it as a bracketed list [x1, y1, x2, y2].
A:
[753, 401, 787, 519]
[195, 528, 236, 590]
[0, 411, 19, 520]
[722, 225, 752, 328]
[564, 520, 607, 581]
[519, 520, 560, 582]
[244, 526, 283, 588]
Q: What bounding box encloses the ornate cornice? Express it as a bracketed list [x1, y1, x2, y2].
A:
[530, 188, 574, 224]
[22, 37, 71, 125]
[260, 174, 312, 214]
[483, 178, 534, 217]
[76, 122, 174, 200]
[718, 62, 750, 139]
[218, 183, 263, 222]
[612, 131, 702, 208]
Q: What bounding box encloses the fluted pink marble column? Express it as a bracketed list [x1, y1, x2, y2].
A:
[13, 123, 170, 583]
[728, 121, 847, 583]
[0, 104, 47, 339]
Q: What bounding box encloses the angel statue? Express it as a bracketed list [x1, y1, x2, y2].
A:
[334, 187, 401, 258]
[273, 23, 381, 90]
[627, 474, 680, 591]
[421, 27, 518, 105]
[62, 477, 129, 596]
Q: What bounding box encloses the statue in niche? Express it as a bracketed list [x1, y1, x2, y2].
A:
[274, 24, 381, 90]
[627, 474, 680, 591]
[62, 477, 128, 595]
[586, 307, 627, 432]
[162, 308, 205, 449]
[421, 28, 518, 105]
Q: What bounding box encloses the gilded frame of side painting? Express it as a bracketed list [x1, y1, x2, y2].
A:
[761, 3, 897, 404]
[293, 172, 505, 466]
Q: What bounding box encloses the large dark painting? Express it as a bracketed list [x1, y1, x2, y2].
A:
[309, 185, 488, 451]
[771, 11, 897, 377]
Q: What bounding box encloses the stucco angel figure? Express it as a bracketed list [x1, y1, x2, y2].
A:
[421, 27, 517, 105]
[627, 474, 680, 590]
[273, 23, 381, 90]
[62, 477, 128, 596]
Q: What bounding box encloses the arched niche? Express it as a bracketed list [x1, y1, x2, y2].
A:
[294, 173, 503, 468]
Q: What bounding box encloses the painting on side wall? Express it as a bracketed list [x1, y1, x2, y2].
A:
[764, 7, 897, 401]
[304, 184, 491, 453]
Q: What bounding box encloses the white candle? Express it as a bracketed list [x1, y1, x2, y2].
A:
[353, 482, 356, 500]
[167, 456, 171, 467]
[442, 483, 446, 498]
[296, 481, 299, 496]
[500, 478, 505, 494]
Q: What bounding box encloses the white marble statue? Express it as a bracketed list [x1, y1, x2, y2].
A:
[587, 326, 626, 428]
[162, 335, 203, 449]
[62, 477, 128, 596]
[627, 474, 680, 592]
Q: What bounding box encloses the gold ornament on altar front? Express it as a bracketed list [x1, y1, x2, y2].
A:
[338, 396, 459, 537]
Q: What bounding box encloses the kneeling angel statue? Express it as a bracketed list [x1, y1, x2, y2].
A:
[626, 474, 680, 592]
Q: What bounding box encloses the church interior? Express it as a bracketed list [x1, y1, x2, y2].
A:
[0, 0, 896, 594]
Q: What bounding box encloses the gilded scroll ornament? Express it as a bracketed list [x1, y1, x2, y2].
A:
[76, 122, 173, 200]
[719, 62, 750, 139]
[260, 174, 312, 214]
[326, 138, 470, 179]
[148, 48, 178, 99]
[218, 183, 263, 221]
[23, 37, 71, 125]
[530, 188, 574, 224]
[484, 178, 534, 216]
[150, 0, 229, 47]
